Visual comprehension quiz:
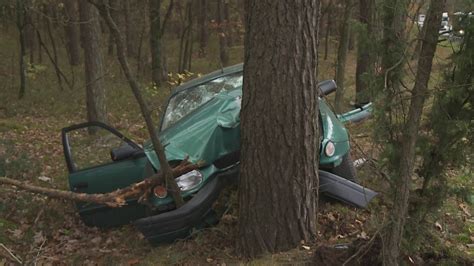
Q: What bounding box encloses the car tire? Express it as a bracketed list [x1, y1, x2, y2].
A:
[330, 153, 357, 182]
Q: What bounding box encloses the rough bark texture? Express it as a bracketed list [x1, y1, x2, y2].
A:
[383, 0, 444, 265]
[79, 0, 107, 125]
[238, 0, 321, 258]
[334, 0, 352, 113]
[63, 0, 81, 66]
[94, 1, 184, 207]
[150, 0, 162, 86]
[355, 0, 373, 104]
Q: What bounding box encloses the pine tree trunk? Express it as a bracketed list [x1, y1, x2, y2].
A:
[237, 0, 321, 258]
[63, 0, 81, 66]
[79, 0, 107, 126]
[383, 1, 444, 264]
[334, 0, 352, 113]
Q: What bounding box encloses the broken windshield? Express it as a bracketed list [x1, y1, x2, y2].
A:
[161, 73, 243, 130]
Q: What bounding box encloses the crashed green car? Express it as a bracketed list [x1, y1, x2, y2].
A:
[62, 64, 375, 244]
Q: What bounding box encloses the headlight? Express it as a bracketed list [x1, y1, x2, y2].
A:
[324, 141, 335, 157]
[459, 29, 465, 35]
[175, 170, 203, 191]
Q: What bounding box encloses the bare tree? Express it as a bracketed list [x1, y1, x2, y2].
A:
[238, 0, 321, 258]
[383, 0, 444, 264]
[79, 0, 107, 125]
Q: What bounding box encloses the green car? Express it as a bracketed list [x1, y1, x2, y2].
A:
[62, 64, 375, 244]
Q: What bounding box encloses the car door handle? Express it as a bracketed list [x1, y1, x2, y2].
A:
[73, 182, 88, 191]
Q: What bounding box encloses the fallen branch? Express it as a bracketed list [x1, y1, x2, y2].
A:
[0, 243, 22, 264]
[0, 159, 200, 207]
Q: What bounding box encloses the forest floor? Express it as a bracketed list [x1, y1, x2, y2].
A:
[0, 30, 473, 264]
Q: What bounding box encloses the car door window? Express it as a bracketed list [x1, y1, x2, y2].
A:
[62, 123, 142, 172]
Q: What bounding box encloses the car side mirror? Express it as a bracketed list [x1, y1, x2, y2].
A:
[318, 80, 337, 96]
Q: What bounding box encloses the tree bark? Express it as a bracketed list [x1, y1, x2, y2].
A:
[238, 0, 321, 258]
[217, 0, 229, 67]
[355, 0, 373, 104]
[63, 0, 81, 66]
[334, 0, 352, 113]
[383, 0, 444, 264]
[79, 0, 107, 125]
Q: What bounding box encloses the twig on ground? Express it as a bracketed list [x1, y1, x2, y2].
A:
[0, 243, 23, 264]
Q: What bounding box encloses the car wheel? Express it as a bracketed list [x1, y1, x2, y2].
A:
[330, 153, 357, 182]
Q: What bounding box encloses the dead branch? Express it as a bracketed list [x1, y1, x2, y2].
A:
[0, 159, 200, 207]
[90, 0, 185, 207]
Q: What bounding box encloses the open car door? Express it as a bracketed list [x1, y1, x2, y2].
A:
[62, 122, 151, 227]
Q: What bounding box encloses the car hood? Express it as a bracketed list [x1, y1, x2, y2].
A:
[144, 91, 349, 170]
[144, 92, 242, 170]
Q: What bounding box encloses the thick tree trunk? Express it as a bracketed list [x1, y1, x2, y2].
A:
[334, 0, 352, 113]
[63, 0, 81, 66]
[355, 0, 373, 104]
[198, 0, 208, 57]
[238, 0, 321, 258]
[383, 1, 444, 265]
[79, 0, 107, 125]
[150, 0, 162, 86]
[217, 0, 229, 67]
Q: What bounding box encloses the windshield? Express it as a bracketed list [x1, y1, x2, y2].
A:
[161, 73, 243, 130]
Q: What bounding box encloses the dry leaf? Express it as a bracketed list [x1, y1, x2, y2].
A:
[435, 221, 442, 231]
[459, 203, 471, 217]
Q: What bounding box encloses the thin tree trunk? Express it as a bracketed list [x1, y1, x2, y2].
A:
[238, 0, 321, 258]
[323, 2, 331, 60]
[182, 1, 194, 72]
[217, 0, 229, 67]
[63, 0, 81, 65]
[46, 4, 64, 91]
[198, 0, 208, 57]
[355, 0, 373, 104]
[93, 1, 184, 207]
[334, 0, 352, 113]
[150, 0, 162, 85]
[79, 0, 107, 126]
[16, 0, 26, 99]
[383, 1, 444, 264]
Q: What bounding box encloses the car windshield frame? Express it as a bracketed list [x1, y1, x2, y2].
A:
[160, 72, 243, 131]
